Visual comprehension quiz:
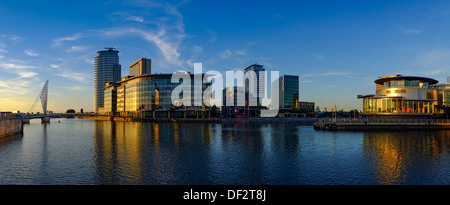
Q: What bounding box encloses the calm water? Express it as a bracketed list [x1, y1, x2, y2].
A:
[1, 118, 450, 185]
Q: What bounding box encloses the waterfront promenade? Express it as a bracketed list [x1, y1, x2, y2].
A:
[314, 118, 450, 130]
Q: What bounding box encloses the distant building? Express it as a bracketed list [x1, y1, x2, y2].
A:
[298, 102, 315, 113]
[103, 72, 211, 118]
[130, 58, 151, 76]
[244, 63, 265, 100]
[432, 76, 450, 117]
[94, 48, 121, 113]
[222, 86, 246, 117]
[103, 82, 119, 114]
[243, 64, 268, 116]
[357, 74, 450, 118]
[274, 75, 299, 110]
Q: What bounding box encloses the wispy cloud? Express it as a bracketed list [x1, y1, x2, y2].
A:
[52, 33, 82, 47]
[206, 29, 217, 42]
[52, 2, 187, 67]
[65, 45, 87, 53]
[414, 50, 450, 77]
[56, 70, 90, 82]
[302, 71, 351, 77]
[235, 50, 247, 56]
[314, 54, 325, 61]
[112, 11, 145, 23]
[0, 62, 38, 70]
[0, 61, 39, 78]
[0, 42, 7, 53]
[50, 64, 60, 69]
[0, 78, 35, 95]
[126, 15, 145, 22]
[220, 49, 232, 59]
[24, 49, 39, 56]
[327, 84, 340, 88]
[400, 26, 422, 34]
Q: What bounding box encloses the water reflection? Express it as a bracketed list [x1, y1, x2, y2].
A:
[363, 130, 450, 185]
[92, 121, 301, 185]
[6, 119, 447, 185]
[0, 133, 22, 146]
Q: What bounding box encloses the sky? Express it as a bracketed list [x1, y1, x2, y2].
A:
[1, 0, 450, 113]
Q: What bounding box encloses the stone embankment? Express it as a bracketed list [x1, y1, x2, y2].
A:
[0, 118, 23, 137]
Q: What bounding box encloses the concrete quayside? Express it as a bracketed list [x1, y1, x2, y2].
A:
[0, 118, 23, 137]
[314, 118, 450, 130]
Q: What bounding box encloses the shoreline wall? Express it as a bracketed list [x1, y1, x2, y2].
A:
[0, 118, 23, 137]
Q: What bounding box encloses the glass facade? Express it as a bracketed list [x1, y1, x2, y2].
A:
[362, 98, 434, 114]
[359, 75, 441, 116]
[109, 74, 211, 117]
[103, 83, 117, 113]
[280, 75, 299, 110]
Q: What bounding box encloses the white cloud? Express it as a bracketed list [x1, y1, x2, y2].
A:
[65, 45, 87, 53]
[235, 50, 247, 56]
[52, 33, 82, 47]
[52, 2, 187, 67]
[302, 71, 351, 77]
[56, 70, 90, 82]
[414, 50, 450, 77]
[314, 54, 325, 61]
[112, 11, 145, 23]
[85, 58, 94, 64]
[66, 85, 90, 91]
[0, 78, 34, 95]
[0, 62, 38, 70]
[10, 35, 21, 43]
[220, 49, 232, 59]
[50, 64, 60, 69]
[327, 84, 340, 88]
[17, 71, 38, 78]
[0, 61, 39, 79]
[400, 27, 422, 34]
[24, 49, 39, 56]
[0, 42, 7, 53]
[206, 29, 217, 42]
[126, 15, 145, 23]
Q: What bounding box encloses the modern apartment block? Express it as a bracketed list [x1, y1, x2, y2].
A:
[94, 48, 121, 113]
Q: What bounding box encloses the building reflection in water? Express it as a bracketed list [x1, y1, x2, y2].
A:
[363, 130, 450, 185]
[92, 121, 301, 185]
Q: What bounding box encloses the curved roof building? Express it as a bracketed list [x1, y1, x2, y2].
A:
[357, 74, 449, 118]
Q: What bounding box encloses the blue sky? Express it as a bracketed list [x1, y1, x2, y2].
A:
[1, 0, 450, 113]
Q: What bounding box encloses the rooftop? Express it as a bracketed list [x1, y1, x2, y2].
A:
[374, 75, 438, 85]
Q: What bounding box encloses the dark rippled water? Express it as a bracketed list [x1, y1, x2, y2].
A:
[1, 118, 450, 185]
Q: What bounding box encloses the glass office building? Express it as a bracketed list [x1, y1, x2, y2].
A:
[431, 78, 450, 116]
[278, 75, 299, 110]
[104, 73, 211, 118]
[358, 75, 441, 117]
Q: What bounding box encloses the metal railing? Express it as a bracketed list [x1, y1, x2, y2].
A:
[320, 118, 450, 124]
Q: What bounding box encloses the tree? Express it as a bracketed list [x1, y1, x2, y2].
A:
[66, 109, 75, 113]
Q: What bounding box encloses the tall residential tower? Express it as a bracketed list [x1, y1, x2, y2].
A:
[94, 47, 121, 113]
